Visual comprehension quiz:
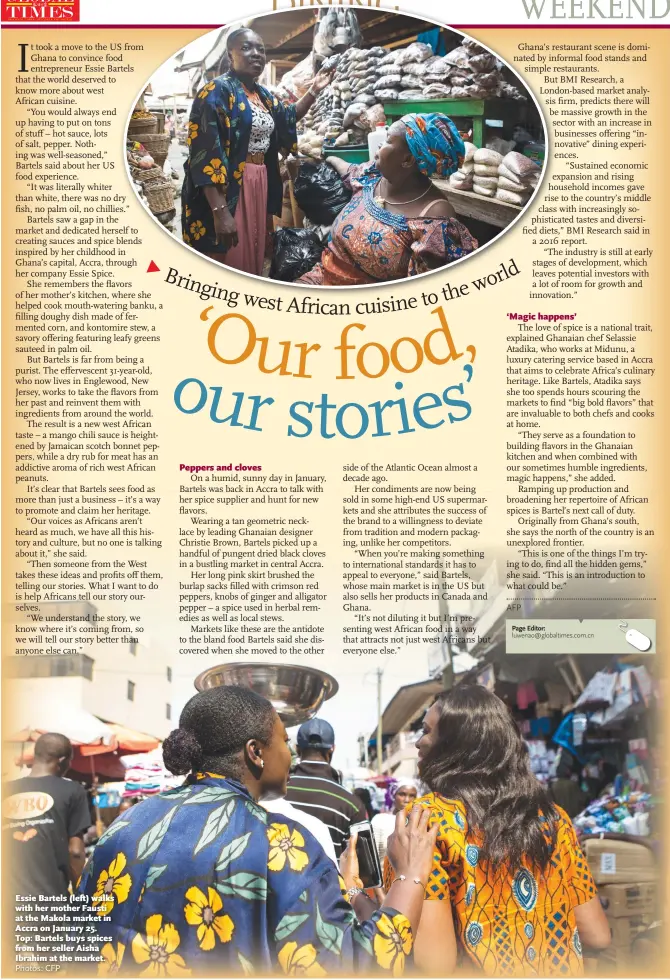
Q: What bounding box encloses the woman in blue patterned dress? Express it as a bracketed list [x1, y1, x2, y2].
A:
[181, 28, 331, 275]
[298, 114, 478, 286]
[78, 686, 437, 977]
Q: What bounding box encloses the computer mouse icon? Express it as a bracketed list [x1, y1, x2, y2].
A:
[625, 628, 652, 652]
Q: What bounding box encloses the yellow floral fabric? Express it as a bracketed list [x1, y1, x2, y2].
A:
[181, 72, 297, 253]
[93, 852, 132, 917]
[79, 774, 415, 976]
[267, 823, 309, 873]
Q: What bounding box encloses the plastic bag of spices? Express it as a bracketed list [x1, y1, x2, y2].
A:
[270, 228, 324, 282]
[293, 159, 352, 225]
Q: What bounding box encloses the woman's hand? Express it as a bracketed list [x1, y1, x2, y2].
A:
[310, 67, 334, 96]
[213, 206, 238, 250]
[339, 832, 364, 892]
[386, 805, 438, 886]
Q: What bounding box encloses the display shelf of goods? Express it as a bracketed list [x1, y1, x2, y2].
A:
[383, 98, 526, 149]
[323, 146, 370, 164]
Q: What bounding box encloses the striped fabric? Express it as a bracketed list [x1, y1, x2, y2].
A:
[285, 761, 367, 858]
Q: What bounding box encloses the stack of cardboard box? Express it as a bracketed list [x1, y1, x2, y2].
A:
[583, 838, 658, 972]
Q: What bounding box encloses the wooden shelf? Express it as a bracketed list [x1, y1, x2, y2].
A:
[384, 97, 522, 148]
[433, 180, 522, 229]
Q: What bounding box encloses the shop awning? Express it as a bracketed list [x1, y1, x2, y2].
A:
[9, 707, 115, 748]
[10, 718, 160, 770]
[104, 724, 160, 754]
[374, 678, 444, 738]
[174, 29, 227, 73]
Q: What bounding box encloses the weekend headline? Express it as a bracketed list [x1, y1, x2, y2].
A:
[172, 303, 477, 441]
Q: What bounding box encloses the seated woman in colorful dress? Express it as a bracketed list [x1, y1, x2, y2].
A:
[78, 685, 438, 977]
[298, 114, 478, 286]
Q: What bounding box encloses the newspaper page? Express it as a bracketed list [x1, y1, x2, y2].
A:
[2, 0, 666, 977]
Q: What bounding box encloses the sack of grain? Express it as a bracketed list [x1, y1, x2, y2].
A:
[498, 163, 524, 185]
[498, 174, 525, 193]
[462, 39, 488, 56]
[473, 174, 499, 190]
[469, 52, 497, 72]
[473, 183, 497, 197]
[343, 102, 368, 128]
[463, 141, 477, 164]
[375, 88, 400, 101]
[380, 51, 399, 66]
[395, 41, 434, 65]
[364, 103, 386, 129]
[403, 61, 431, 77]
[496, 187, 529, 205]
[450, 71, 474, 86]
[398, 89, 424, 100]
[450, 170, 474, 191]
[423, 84, 452, 98]
[477, 70, 500, 89]
[423, 58, 451, 78]
[502, 150, 541, 179]
[374, 73, 403, 89]
[474, 163, 500, 177]
[474, 148, 503, 168]
[444, 45, 470, 68]
[401, 75, 426, 88]
[450, 86, 475, 98]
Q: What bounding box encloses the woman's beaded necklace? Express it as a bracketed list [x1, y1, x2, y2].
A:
[241, 81, 264, 108]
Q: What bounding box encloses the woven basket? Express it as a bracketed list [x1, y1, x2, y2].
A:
[130, 165, 164, 184]
[128, 115, 157, 135]
[144, 180, 175, 214]
[132, 132, 170, 168]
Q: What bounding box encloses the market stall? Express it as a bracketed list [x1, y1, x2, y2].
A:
[269, 13, 544, 261]
[134, 10, 545, 267]
[126, 90, 181, 230]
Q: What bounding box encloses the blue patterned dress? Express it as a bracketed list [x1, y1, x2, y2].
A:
[181, 74, 297, 255]
[78, 774, 413, 977]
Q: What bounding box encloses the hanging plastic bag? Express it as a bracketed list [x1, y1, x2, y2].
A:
[293, 160, 352, 225]
[270, 228, 324, 282]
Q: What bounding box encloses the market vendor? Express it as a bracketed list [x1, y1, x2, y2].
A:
[298, 113, 478, 286]
[181, 28, 332, 276]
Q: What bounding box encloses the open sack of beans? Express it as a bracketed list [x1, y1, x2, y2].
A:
[496, 150, 541, 205]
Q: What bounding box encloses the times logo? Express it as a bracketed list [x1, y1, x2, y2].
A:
[2, 0, 80, 21]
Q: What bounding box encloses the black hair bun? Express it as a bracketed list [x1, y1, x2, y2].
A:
[162, 728, 203, 775]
